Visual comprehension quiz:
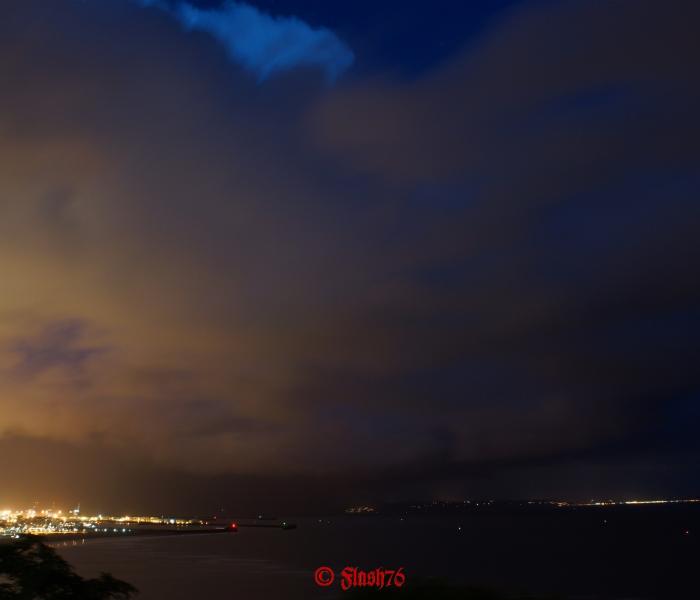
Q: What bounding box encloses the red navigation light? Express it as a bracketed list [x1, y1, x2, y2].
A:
[229, 522, 238, 531]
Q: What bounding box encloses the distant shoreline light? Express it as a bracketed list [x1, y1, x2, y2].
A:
[581, 498, 700, 507]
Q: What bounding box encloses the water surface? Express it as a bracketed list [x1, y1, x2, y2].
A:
[57, 509, 700, 599]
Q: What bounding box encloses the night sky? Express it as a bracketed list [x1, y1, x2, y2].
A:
[1, 0, 699, 515]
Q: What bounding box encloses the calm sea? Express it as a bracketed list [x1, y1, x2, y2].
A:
[57, 508, 699, 599]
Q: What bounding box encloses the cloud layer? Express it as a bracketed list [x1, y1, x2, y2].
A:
[0, 0, 698, 512]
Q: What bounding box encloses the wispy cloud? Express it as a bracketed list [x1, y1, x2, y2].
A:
[9, 319, 105, 379]
[139, 0, 354, 82]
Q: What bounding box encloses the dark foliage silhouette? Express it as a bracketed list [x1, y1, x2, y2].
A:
[0, 536, 136, 599]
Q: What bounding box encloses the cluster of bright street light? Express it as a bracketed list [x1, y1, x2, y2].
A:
[0, 508, 201, 537]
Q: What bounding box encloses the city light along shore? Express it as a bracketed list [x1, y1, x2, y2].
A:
[0, 507, 296, 540]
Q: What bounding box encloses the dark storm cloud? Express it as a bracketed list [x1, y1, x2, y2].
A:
[306, 0, 700, 491]
[314, 0, 700, 183]
[0, 433, 357, 515]
[0, 0, 699, 510]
